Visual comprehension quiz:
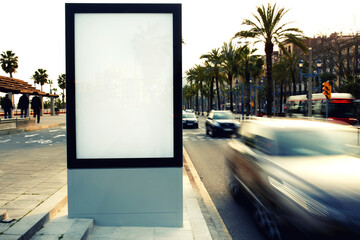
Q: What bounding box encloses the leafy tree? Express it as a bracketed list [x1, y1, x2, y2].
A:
[0, 50, 18, 78]
[234, 3, 305, 115]
[57, 74, 66, 108]
[31, 68, 48, 91]
[338, 75, 360, 98]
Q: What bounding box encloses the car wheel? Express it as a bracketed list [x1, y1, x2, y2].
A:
[253, 203, 282, 240]
[227, 174, 242, 198]
[206, 126, 209, 135]
[209, 127, 216, 137]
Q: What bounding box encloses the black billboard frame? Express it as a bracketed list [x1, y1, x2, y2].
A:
[65, 3, 182, 169]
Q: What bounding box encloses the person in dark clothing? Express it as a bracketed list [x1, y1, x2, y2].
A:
[18, 94, 30, 118]
[1, 94, 13, 119]
[31, 93, 42, 123]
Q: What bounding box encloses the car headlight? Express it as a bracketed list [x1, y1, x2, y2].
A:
[268, 176, 330, 218]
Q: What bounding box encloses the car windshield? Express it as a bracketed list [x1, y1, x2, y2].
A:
[274, 128, 360, 156]
[183, 113, 196, 118]
[213, 112, 234, 120]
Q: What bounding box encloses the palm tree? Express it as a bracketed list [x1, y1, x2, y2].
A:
[57, 74, 66, 108]
[31, 68, 48, 91]
[279, 48, 303, 95]
[272, 59, 290, 115]
[185, 64, 208, 115]
[238, 45, 258, 116]
[48, 80, 53, 94]
[201, 49, 223, 110]
[221, 41, 239, 113]
[234, 3, 305, 116]
[0, 50, 18, 78]
[249, 57, 265, 115]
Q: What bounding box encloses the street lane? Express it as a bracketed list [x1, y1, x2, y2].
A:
[183, 115, 265, 240]
[0, 126, 66, 150]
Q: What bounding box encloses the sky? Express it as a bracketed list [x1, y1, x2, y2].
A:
[0, 0, 359, 96]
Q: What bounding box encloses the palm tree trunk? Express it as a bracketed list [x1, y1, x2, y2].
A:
[229, 75, 234, 112]
[265, 42, 274, 116]
[195, 93, 199, 114]
[200, 83, 204, 115]
[209, 77, 215, 112]
[215, 76, 221, 110]
[280, 81, 284, 114]
[291, 70, 296, 95]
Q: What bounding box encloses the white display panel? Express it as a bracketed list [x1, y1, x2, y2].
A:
[74, 13, 174, 159]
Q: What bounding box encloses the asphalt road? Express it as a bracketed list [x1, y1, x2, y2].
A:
[183, 115, 265, 240]
[0, 126, 66, 150]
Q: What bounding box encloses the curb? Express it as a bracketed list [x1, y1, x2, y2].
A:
[0, 123, 65, 136]
[1, 186, 68, 240]
[183, 148, 232, 240]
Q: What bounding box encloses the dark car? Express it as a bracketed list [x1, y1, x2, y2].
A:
[226, 118, 360, 240]
[183, 112, 198, 128]
[205, 110, 240, 137]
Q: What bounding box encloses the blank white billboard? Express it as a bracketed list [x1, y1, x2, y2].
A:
[74, 13, 174, 159]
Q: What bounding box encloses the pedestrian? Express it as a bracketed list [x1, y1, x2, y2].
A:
[18, 94, 30, 118]
[31, 92, 42, 123]
[1, 94, 13, 119]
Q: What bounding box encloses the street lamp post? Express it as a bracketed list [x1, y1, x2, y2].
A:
[299, 48, 322, 117]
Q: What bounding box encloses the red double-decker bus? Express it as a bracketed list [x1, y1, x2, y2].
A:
[286, 93, 358, 125]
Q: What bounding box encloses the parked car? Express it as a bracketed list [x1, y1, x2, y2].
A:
[226, 118, 360, 239]
[185, 109, 194, 113]
[183, 112, 198, 128]
[205, 110, 240, 137]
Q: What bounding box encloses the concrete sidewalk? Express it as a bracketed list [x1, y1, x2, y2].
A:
[0, 114, 230, 240]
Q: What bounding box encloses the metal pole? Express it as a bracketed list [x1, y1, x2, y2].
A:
[308, 48, 312, 117]
[326, 99, 329, 119]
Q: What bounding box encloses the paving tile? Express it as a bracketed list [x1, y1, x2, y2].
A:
[36, 221, 73, 235]
[26, 187, 60, 195]
[0, 208, 30, 219]
[0, 187, 30, 194]
[0, 194, 18, 201]
[114, 227, 154, 240]
[5, 200, 42, 210]
[91, 226, 118, 237]
[30, 235, 61, 240]
[14, 194, 48, 202]
[0, 222, 12, 233]
[0, 200, 7, 207]
[154, 228, 193, 240]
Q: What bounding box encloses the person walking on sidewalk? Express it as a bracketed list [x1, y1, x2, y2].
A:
[1, 94, 13, 119]
[18, 93, 30, 118]
[31, 92, 42, 123]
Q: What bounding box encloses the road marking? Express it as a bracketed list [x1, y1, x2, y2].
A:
[49, 129, 60, 132]
[0, 139, 11, 143]
[25, 134, 39, 138]
[53, 135, 65, 139]
[38, 139, 52, 144]
[25, 139, 52, 144]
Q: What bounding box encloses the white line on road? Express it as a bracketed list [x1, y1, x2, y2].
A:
[49, 129, 60, 132]
[53, 135, 65, 138]
[25, 134, 39, 138]
[0, 139, 11, 143]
